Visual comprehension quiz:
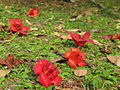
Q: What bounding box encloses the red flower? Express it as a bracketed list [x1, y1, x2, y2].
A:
[64, 47, 87, 68]
[68, 32, 94, 46]
[33, 59, 62, 87]
[27, 8, 40, 17]
[9, 18, 30, 35]
[103, 34, 120, 40]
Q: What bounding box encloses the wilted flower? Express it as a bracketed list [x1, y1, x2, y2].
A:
[9, 18, 30, 35]
[103, 34, 120, 40]
[64, 47, 87, 68]
[68, 32, 94, 46]
[33, 59, 62, 87]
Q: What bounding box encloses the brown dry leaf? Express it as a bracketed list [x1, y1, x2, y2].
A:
[0, 70, 11, 77]
[116, 23, 120, 29]
[0, 40, 12, 43]
[86, 17, 94, 23]
[114, 20, 120, 22]
[74, 69, 88, 76]
[100, 46, 112, 53]
[0, 54, 24, 68]
[0, 25, 8, 31]
[54, 32, 60, 37]
[107, 56, 120, 67]
[34, 34, 48, 37]
[69, 18, 76, 22]
[25, 20, 32, 25]
[66, 29, 81, 32]
[54, 24, 64, 30]
[90, 29, 103, 33]
[93, 40, 103, 46]
[60, 35, 72, 39]
[117, 45, 120, 49]
[0, 22, 5, 25]
[31, 28, 38, 31]
[54, 32, 72, 39]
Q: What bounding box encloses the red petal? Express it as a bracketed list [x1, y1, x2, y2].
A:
[37, 59, 48, 65]
[76, 40, 86, 46]
[33, 63, 43, 74]
[9, 18, 22, 25]
[103, 35, 113, 39]
[68, 32, 81, 39]
[51, 76, 62, 85]
[82, 32, 90, 40]
[9, 18, 16, 25]
[21, 26, 30, 31]
[78, 60, 87, 67]
[20, 31, 27, 35]
[48, 68, 60, 80]
[9, 25, 18, 31]
[37, 74, 51, 87]
[67, 60, 77, 68]
[86, 39, 95, 44]
[64, 51, 73, 59]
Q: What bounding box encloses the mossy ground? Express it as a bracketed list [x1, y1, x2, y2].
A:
[0, 0, 120, 90]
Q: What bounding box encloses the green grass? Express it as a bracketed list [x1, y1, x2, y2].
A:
[0, 1, 120, 90]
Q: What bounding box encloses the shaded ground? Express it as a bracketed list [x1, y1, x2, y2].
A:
[0, 0, 120, 90]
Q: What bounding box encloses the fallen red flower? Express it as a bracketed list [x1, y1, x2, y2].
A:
[68, 32, 94, 46]
[27, 8, 40, 17]
[33, 59, 62, 87]
[64, 47, 87, 68]
[103, 34, 120, 40]
[0, 54, 24, 68]
[9, 18, 30, 35]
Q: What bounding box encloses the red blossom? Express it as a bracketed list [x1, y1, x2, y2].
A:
[68, 32, 94, 46]
[33, 59, 62, 87]
[103, 34, 120, 40]
[64, 47, 87, 68]
[27, 8, 40, 17]
[9, 18, 30, 35]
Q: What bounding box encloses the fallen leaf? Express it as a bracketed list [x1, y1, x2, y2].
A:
[0, 40, 12, 43]
[25, 20, 32, 25]
[0, 54, 24, 68]
[86, 17, 94, 23]
[0, 70, 11, 77]
[0, 25, 8, 31]
[116, 23, 120, 29]
[74, 69, 88, 76]
[90, 29, 103, 33]
[69, 18, 76, 22]
[114, 20, 120, 22]
[107, 56, 120, 67]
[54, 24, 64, 30]
[66, 29, 81, 32]
[34, 34, 48, 37]
[117, 45, 120, 49]
[113, 69, 120, 72]
[50, 58, 62, 62]
[54, 32, 72, 39]
[93, 40, 103, 46]
[54, 32, 60, 37]
[31, 28, 38, 31]
[100, 46, 112, 53]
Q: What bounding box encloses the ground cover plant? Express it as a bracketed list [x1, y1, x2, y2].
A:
[0, 0, 120, 90]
